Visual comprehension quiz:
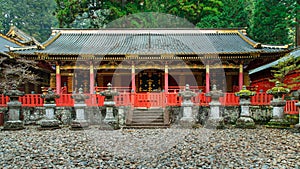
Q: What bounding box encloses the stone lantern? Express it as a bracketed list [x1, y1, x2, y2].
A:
[100, 83, 119, 124]
[3, 84, 25, 130]
[178, 84, 196, 127]
[235, 85, 256, 129]
[266, 81, 290, 126]
[71, 88, 89, 129]
[205, 84, 225, 129]
[39, 88, 60, 129]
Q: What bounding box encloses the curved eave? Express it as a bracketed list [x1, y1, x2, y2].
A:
[42, 32, 61, 48]
[0, 33, 25, 47]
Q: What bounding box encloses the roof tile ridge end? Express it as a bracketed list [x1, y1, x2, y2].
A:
[237, 30, 261, 49]
[43, 32, 62, 48]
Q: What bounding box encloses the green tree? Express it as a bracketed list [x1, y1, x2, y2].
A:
[249, 0, 295, 45]
[197, 0, 252, 28]
[55, 0, 223, 28]
[0, 0, 58, 42]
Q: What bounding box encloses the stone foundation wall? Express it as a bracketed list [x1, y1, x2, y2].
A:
[167, 105, 272, 125]
[1, 106, 130, 126]
[1, 105, 273, 126]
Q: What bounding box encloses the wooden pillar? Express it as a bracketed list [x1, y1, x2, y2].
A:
[239, 64, 243, 90]
[90, 62, 95, 94]
[56, 64, 61, 94]
[206, 64, 210, 93]
[164, 63, 168, 93]
[131, 62, 136, 92]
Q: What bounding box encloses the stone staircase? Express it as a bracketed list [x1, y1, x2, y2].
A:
[125, 108, 169, 129]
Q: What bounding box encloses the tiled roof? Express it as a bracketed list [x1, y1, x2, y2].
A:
[0, 33, 22, 56]
[249, 48, 300, 75]
[13, 29, 289, 56]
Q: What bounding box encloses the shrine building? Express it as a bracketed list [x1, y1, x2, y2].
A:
[8, 28, 290, 94]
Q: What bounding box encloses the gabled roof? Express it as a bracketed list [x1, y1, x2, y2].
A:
[11, 28, 289, 56]
[0, 32, 23, 57]
[249, 48, 300, 75]
[6, 26, 42, 46]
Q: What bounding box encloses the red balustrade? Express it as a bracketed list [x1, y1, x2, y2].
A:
[0, 92, 298, 116]
[285, 100, 299, 115]
[220, 93, 239, 106]
[168, 86, 205, 93]
[251, 93, 273, 105]
[55, 94, 74, 107]
[134, 93, 165, 108]
[19, 94, 44, 107]
[0, 95, 9, 106]
[167, 93, 181, 106]
[115, 92, 131, 106]
[197, 93, 210, 106]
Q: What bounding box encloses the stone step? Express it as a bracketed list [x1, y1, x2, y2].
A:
[126, 123, 168, 127]
[123, 125, 169, 129]
[125, 108, 168, 129]
[131, 119, 164, 123]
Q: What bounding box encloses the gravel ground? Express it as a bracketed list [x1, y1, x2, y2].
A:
[0, 126, 299, 169]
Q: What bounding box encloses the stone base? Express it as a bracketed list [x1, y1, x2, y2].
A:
[70, 120, 89, 130]
[236, 117, 255, 129]
[292, 124, 300, 133]
[2, 120, 24, 131]
[38, 119, 60, 130]
[204, 118, 225, 129]
[178, 120, 195, 129]
[103, 118, 117, 124]
[266, 118, 290, 129]
[98, 122, 119, 130]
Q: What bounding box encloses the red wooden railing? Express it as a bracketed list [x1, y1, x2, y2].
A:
[250, 93, 273, 106]
[0, 95, 9, 107]
[285, 100, 299, 115]
[55, 94, 74, 107]
[0, 93, 298, 115]
[19, 94, 44, 107]
[168, 86, 206, 93]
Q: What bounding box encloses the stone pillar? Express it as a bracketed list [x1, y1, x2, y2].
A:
[270, 100, 286, 122]
[100, 83, 119, 128]
[178, 84, 196, 128]
[90, 62, 95, 94]
[206, 64, 210, 93]
[56, 64, 61, 94]
[71, 88, 89, 129]
[205, 84, 224, 129]
[266, 81, 290, 128]
[3, 84, 25, 130]
[3, 101, 23, 130]
[39, 88, 60, 129]
[236, 98, 255, 129]
[235, 86, 256, 129]
[118, 106, 126, 127]
[39, 104, 60, 129]
[239, 64, 243, 90]
[164, 63, 168, 93]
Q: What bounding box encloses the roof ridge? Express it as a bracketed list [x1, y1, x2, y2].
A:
[51, 28, 244, 35]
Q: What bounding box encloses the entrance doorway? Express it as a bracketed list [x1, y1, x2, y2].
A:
[137, 69, 163, 92]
